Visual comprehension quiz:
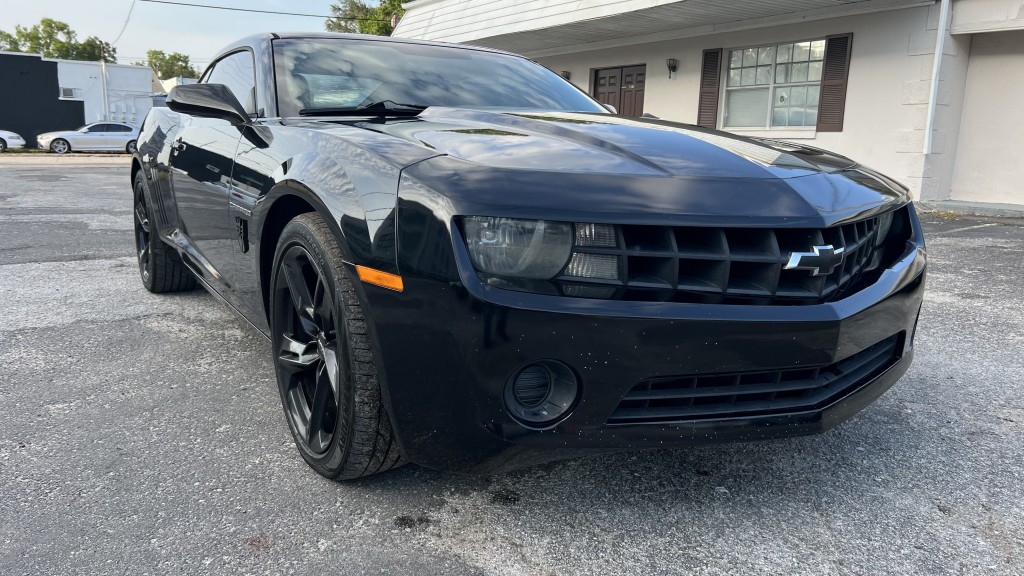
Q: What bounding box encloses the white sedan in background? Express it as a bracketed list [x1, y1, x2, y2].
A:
[0, 130, 26, 152]
[36, 122, 140, 154]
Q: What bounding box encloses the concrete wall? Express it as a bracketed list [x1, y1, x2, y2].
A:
[950, 29, 1024, 204]
[56, 61, 154, 127]
[536, 6, 964, 199]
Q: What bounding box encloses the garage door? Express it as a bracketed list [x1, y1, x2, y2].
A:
[950, 30, 1024, 205]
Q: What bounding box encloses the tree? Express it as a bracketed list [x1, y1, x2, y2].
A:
[0, 30, 18, 52]
[326, 0, 370, 33]
[0, 18, 116, 62]
[326, 0, 405, 36]
[74, 36, 117, 62]
[140, 50, 200, 80]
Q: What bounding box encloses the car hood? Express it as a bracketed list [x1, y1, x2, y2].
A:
[369, 109, 909, 226]
[355, 108, 862, 180]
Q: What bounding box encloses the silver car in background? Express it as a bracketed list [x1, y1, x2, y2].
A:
[37, 122, 140, 154]
[0, 130, 26, 152]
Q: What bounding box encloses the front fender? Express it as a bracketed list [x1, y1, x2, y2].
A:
[235, 134, 409, 275]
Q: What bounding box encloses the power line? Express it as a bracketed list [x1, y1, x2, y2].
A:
[137, 0, 388, 21]
[111, 0, 137, 45]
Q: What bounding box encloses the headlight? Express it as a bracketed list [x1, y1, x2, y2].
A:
[462, 217, 572, 279]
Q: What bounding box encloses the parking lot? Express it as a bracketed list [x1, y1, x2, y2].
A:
[1, 156, 1022, 575]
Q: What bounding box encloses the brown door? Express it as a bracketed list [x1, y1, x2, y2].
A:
[593, 67, 621, 111]
[620, 66, 646, 117]
[592, 65, 646, 117]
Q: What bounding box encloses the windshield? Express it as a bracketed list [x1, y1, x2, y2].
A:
[273, 38, 606, 117]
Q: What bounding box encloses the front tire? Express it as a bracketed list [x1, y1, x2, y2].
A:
[133, 172, 196, 293]
[0, 139, 7, 153]
[50, 139, 70, 154]
[270, 213, 405, 480]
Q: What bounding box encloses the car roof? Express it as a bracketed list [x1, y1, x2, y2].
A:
[212, 31, 522, 63]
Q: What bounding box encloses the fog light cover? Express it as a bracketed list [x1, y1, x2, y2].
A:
[575, 223, 617, 247]
[504, 360, 579, 427]
[564, 252, 619, 280]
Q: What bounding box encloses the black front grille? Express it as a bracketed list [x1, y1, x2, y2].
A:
[607, 334, 902, 425]
[556, 207, 908, 305]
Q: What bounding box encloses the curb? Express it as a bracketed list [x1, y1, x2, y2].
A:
[917, 200, 1024, 219]
[0, 155, 130, 166]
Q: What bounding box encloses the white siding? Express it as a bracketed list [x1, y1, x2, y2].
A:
[396, 0, 930, 51]
[395, 0, 683, 44]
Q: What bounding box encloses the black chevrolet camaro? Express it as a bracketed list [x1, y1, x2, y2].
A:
[132, 33, 926, 479]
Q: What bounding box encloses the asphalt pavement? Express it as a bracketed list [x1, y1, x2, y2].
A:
[1, 157, 1022, 575]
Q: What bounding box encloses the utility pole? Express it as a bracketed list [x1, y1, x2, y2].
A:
[100, 43, 110, 122]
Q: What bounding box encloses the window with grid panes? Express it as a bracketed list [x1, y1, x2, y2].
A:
[723, 39, 826, 129]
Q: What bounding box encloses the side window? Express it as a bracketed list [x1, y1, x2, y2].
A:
[206, 50, 257, 116]
[86, 124, 105, 133]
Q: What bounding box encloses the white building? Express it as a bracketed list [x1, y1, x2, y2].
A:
[395, 0, 1024, 211]
[158, 76, 198, 94]
[56, 60, 155, 127]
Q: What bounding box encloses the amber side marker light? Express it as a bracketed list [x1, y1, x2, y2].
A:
[356, 265, 404, 292]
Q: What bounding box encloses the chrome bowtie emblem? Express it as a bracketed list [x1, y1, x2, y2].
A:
[784, 245, 845, 277]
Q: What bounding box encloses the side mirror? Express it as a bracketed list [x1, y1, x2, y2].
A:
[602, 103, 617, 114]
[167, 83, 249, 126]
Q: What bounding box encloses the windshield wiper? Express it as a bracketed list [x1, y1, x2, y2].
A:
[299, 100, 427, 117]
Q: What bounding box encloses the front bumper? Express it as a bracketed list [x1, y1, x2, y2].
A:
[362, 208, 926, 474]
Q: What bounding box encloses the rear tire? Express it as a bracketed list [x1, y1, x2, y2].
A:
[126, 140, 137, 154]
[133, 172, 196, 293]
[0, 139, 7, 153]
[270, 213, 405, 480]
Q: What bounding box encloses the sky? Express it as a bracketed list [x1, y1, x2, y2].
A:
[0, 0, 362, 68]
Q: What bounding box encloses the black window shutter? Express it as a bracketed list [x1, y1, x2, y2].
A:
[817, 33, 853, 132]
[697, 48, 723, 129]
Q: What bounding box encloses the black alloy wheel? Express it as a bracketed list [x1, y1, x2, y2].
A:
[270, 213, 404, 479]
[274, 244, 344, 456]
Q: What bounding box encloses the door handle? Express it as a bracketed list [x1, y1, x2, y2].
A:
[171, 140, 187, 152]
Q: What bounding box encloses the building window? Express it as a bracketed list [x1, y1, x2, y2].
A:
[723, 40, 826, 129]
